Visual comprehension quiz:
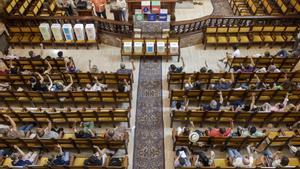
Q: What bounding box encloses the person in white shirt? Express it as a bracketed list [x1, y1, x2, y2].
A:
[85, 76, 107, 91]
[228, 146, 253, 168]
[232, 46, 241, 57]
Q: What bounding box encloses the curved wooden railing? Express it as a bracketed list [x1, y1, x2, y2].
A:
[170, 15, 300, 37]
[4, 15, 300, 39]
[4, 16, 134, 37]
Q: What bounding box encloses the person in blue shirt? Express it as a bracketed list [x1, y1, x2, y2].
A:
[213, 73, 234, 90]
[11, 145, 39, 166]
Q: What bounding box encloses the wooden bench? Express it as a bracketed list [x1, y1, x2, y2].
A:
[0, 137, 128, 154]
[204, 25, 298, 49]
[1, 58, 67, 72]
[170, 89, 300, 106]
[172, 129, 266, 151]
[0, 107, 131, 127]
[168, 72, 300, 89]
[1, 155, 128, 169]
[0, 72, 133, 90]
[171, 109, 300, 128]
[226, 56, 300, 71]
[0, 91, 131, 108]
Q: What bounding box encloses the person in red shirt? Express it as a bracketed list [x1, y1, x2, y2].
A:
[92, 0, 107, 18]
[207, 120, 234, 137]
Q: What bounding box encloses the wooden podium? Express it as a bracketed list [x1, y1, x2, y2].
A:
[126, 0, 176, 21]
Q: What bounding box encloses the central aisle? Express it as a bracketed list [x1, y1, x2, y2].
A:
[133, 59, 165, 169]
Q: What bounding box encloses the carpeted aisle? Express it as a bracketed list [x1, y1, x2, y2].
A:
[133, 59, 165, 169]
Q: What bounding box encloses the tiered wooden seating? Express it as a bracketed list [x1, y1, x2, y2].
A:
[1, 156, 128, 169]
[0, 73, 133, 90]
[25, 0, 45, 16]
[0, 91, 131, 108]
[229, 0, 264, 16]
[7, 26, 42, 48]
[172, 128, 267, 150]
[15, 0, 33, 16]
[168, 72, 300, 89]
[0, 107, 131, 127]
[5, 0, 20, 15]
[173, 128, 300, 152]
[226, 56, 300, 71]
[262, 0, 281, 15]
[0, 137, 128, 153]
[204, 25, 298, 49]
[171, 110, 300, 128]
[228, 0, 300, 16]
[1, 57, 66, 72]
[290, 0, 300, 13]
[170, 89, 300, 105]
[40, 0, 65, 16]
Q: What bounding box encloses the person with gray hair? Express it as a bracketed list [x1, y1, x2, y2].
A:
[202, 91, 223, 111]
[116, 60, 135, 74]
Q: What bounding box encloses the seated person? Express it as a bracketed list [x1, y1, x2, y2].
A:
[202, 91, 223, 111]
[88, 60, 99, 73]
[195, 151, 215, 167]
[174, 147, 192, 167]
[213, 73, 234, 90]
[169, 57, 185, 73]
[258, 149, 289, 167]
[184, 76, 194, 90]
[65, 57, 77, 73]
[193, 80, 203, 90]
[228, 146, 253, 168]
[176, 127, 190, 136]
[3, 48, 19, 59]
[3, 114, 35, 139]
[118, 79, 130, 92]
[36, 119, 63, 139]
[85, 76, 107, 91]
[219, 46, 240, 64]
[116, 60, 135, 74]
[11, 145, 39, 166]
[49, 74, 73, 92]
[73, 121, 96, 138]
[171, 97, 189, 111]
[275, 49, 289, 58]
[104, 127, 126, 141]
[206, 120, 233, 137]
[0, 82, 11, 91]
[48, 144, 70, 165]
[57, 51, 64, 59]
[84, 145, 114, 166]
[238, 56, 256, 73]
[28, 44, 43, 59]
[237, 126, 265, 137]
[40, 60, 52, 75]
[29, 73, 51, 91]
[260, 93, 289, 112]
[8, 59, 20, 74]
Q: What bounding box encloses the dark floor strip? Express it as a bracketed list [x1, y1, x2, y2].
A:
[133, 58, 165, 169]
